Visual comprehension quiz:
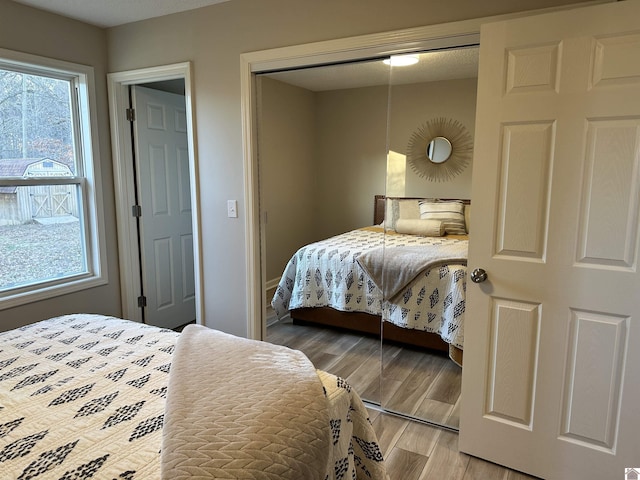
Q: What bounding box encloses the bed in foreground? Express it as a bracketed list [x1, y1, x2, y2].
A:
[0, 314, 387, 479]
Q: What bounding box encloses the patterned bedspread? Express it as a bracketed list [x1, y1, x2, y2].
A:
[0, 314, 387, 480]
[272, 228, 467, 348]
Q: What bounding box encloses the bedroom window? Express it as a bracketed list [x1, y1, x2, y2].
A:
[0, 49, 106, 309]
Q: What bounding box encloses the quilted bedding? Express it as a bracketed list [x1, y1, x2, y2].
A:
[0, 314, 387, 480]
[271, 227, 467, 348]
[162, 324, 387, 479]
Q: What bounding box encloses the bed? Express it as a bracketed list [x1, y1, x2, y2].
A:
[271, 196, 469, 364]
[0, 314, 388, 480]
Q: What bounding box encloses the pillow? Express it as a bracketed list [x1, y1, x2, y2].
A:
[384, 198, 422, 229]
[419, 199, 467, 235]
[395, 218, 445, 237]
[383, 198, 394, 227]
[395, 199, 421, 223]
[464, 204, 471, 233]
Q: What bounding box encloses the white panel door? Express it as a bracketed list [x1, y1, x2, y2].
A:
[132, 86, 195, 330]
[459, 2, 640, 479]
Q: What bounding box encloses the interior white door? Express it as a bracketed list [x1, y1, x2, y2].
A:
[132, 85, 195, 330]
[459, 2, 640, 479]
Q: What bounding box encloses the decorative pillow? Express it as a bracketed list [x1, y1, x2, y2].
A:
[419, 199, 467, 235]
[395, 218, 445, 237]
[395, 199, 421, 223]
[384, 198, 423, 229]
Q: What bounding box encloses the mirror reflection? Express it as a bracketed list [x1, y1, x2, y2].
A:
[382, 48, 477, 428]
[258, 58, 391, 406]
[258, 46, 479, 430]
[427, 136, 452, 163]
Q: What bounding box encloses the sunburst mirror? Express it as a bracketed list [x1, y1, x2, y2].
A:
[406, 117, 473, 182]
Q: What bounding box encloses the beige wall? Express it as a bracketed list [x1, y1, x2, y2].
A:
[258, 77, 318, 282]
[259, 79, 388, 282]
[106, 0, 592, 337]
[0, 0, 121, 331]
[314, 86, 388, 239]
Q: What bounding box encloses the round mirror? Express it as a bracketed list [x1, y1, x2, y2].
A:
[426, 136, 452, 164]
[407, 117, 473, 181]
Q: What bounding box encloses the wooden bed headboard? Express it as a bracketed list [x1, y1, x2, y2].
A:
[373, 195, 471, 225]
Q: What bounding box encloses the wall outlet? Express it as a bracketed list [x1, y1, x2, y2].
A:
[227, 200, 238, 218]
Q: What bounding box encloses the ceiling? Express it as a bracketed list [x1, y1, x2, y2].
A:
[262, 47, 479, 92]
[9, 0, 478, 90]
[10, 0, 231, 28]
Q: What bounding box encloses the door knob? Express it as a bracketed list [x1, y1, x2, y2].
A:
[470, 268, 488, 283]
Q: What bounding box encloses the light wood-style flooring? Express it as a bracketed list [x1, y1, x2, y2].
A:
[266, 314, 538, 480]
[267, 314, 461, 426]
[366, 407, 537, 480]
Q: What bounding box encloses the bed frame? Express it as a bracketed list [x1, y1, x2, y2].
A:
[291, 307, 451, 352]
[290, 195, 469, 354]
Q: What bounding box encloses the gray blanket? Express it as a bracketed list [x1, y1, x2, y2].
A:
[356, 242, 468, 301]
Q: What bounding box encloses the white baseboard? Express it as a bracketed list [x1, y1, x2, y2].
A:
[265, 277, 280, 292]
[265, 277, 280, 303]
[265, 277, 281, 327]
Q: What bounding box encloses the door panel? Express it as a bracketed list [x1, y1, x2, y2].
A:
[133, 86, 195, 330]
[578, 118, 640, 268]
[486, 298, 540, 428]
[560, 309, 627, 451]
[460, 2, 640, 479]
[496, 121, 554, 260]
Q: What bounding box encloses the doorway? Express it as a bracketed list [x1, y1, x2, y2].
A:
[107, 63, 203, 328]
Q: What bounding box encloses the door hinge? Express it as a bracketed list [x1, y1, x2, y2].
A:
[137, 296, 147, 308]
[132, 205, 142, 217]
[126, 108, 135, 121]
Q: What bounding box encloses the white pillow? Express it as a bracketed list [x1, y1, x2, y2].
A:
[383, 198, 394, 227]
[419, 200, 467, 235]
[395, 219, 445, 237]
[385, 198, 423, 229]
[397, 199, 420, 221]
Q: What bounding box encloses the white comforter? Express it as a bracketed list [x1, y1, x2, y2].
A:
[272, 227, 467, 348]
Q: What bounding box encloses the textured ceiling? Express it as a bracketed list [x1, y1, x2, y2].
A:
[10, 0, 231, 27]
[262, 47, 479, 92]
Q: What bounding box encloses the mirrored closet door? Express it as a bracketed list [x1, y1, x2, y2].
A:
[381, 47, 478, 428]
[257, 58, 391, 405]
[257, 47, 479, 430]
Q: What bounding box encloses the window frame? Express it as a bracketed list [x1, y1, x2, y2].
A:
[0, 48, 107, 309]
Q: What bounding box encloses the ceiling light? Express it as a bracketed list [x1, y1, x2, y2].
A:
[383, 55, 419, 67]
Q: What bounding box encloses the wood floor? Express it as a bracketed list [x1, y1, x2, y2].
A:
[267, 314, 461, 426]
[266, 314, 538, 480]
[366, 407, 537, 480]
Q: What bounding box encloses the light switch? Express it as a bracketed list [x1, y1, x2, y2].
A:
[227, 200, 238, 218]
